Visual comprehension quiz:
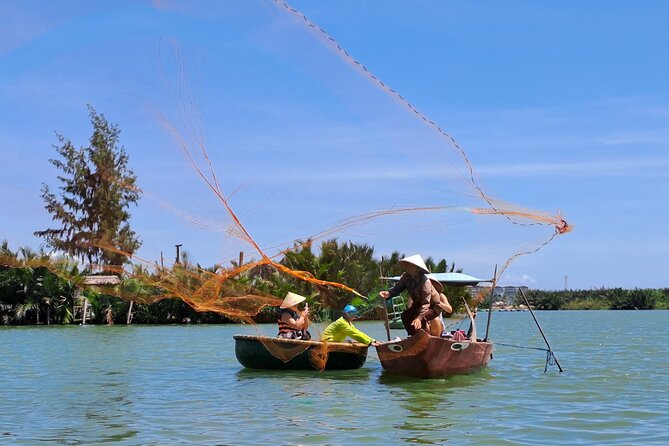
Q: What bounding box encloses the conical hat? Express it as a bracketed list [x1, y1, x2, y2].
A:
[429, 278, 444, 293]
[400, 254, 429, 273]
[280, 291, 306, 309]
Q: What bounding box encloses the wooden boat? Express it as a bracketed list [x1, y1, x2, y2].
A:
[378, 272, 494, 378]
[233, 334, 368, 371]
[375, 329, 493, 378]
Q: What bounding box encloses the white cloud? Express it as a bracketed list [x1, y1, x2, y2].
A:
[497, 273, 537, 287]
[476, 158, 669, 177]
[603, 134, 669, 146]
[238, 156, 669, 183]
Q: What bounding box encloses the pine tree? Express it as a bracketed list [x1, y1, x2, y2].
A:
[35, 106, 141, 268]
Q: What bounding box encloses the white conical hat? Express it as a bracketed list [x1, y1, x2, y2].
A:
[400, 254, 429, 273]
[280, 291, 306, 309]
[429, 278, 444, 293]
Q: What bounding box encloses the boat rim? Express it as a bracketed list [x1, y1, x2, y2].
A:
[233, 334, 369, 348]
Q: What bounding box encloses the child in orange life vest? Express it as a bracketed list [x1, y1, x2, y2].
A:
[277, 292, 311, 340]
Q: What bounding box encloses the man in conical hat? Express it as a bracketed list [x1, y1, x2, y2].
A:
[277, 292, 311, 340]
[379, 254, 451, 336]
[399, 254, 430, 274]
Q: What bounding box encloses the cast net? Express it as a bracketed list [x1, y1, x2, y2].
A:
[3, 1, 571, 368]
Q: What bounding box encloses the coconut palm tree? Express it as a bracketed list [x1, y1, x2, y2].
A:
[280, 239, 379, 314]
[379, 251, 405, 277]
[5, 247, 44, 324]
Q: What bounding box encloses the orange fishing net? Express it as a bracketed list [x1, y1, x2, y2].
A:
[5, 2, 571, 367]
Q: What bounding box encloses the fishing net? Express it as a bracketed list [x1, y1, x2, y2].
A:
[145, 0, 570, 281]
[3, 1, 570, 364]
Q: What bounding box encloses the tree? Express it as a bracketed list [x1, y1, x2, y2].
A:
[279, 239, 380, 315]
[318, 239, 378, 309]
[35, 106, 141, 268]
[379, 251, 405, 277]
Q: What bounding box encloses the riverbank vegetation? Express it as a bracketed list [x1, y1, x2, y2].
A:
[0, 238, 469, 325]
[1, 239, 667, 326]
[523, 288, 669, 311]
[2, 107, 666, 326]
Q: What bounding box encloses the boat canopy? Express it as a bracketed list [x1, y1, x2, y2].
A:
[382, 272, 483, 286]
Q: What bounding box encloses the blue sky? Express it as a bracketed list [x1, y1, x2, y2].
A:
[1, 1, 668, 290]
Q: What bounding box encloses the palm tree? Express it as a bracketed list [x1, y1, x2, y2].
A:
[379, 251, 405, 277]
[280, 239, 380, 314]
[0, 240, 14, 258]
[120, 264, 155, 324]
[7, 247, 42, 324]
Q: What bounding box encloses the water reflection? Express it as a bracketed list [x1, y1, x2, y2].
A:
[81, 368, 140, 443]
[378, 372, 492, 444]
[235, 367, 372, 383]
[3, 315, 668, 445]
[377, 368, 491, 390]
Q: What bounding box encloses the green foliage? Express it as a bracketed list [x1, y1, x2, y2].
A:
[34, 106, 141, 267]
[443, 285, 472, 314]
[608, 288, 659, 310]
[280, 239, 379, 312]
[378, 251, 405, 277]
[0, 242, 81, 325]
[525, 289, 565, 310]
[562, 297, 608, 310]
[526, 288, 661, 310]
[657, 289, 669, 309]
[4, 236, 668, 325]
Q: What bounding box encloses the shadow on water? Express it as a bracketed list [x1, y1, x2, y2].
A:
[235, 366, 373, 383]
[377, 370, 493, 444]
[377, 367, 493, 388]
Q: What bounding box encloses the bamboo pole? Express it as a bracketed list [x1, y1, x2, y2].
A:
[381, 298, 391, 341]
[461, 296, 477, 342]
[518, 287, 563, 372]
[484, 265, 497, 341]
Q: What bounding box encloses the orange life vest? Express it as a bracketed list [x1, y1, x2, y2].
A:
[277, 308, 300, 336]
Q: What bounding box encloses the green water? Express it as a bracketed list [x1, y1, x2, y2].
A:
[1, 311, 668, 445]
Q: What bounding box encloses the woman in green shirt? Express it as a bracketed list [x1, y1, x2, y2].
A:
[321, 305, 382, 346]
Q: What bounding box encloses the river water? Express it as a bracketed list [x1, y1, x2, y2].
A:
[1, 310, 667, 445]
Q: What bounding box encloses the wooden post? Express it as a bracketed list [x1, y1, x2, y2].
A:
[381, 298, 391, 341]
[126, 301, 134, 325]
[76, 288, 88, 326]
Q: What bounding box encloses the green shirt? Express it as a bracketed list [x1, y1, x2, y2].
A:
[321, 317, 374, 345]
